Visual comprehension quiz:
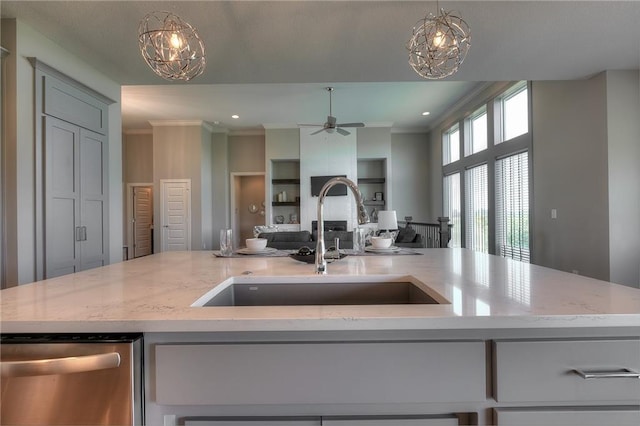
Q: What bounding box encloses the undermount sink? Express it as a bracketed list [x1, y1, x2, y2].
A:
[192, 275, 448, 307]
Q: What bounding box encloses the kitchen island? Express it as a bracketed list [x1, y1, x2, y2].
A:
[2, 249, 640, 425]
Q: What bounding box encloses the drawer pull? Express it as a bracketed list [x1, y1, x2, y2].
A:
[573, 368, 640, 379]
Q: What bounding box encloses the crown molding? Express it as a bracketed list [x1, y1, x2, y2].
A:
[123, 128, 152, 135]
[229, 129, 265, 137]
[148, 120, 214, 132]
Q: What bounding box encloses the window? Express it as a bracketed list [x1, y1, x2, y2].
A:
[496, 152, 530, 261]
[465, 106, 487, 156]
[441, 81, 531, 261]
[443, 173, 461, 248]
[442, 124, 460, 165]
[498, 83, 528, 143]
[465, 164, 488, 253]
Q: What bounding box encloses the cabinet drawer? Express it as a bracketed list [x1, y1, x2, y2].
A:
[155, 341, 485, 405]
[493, 339, 640, 402]
[494, 406, 640, 425]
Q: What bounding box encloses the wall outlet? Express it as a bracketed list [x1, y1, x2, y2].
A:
[572, 269, 579, 274]
[551, 208, 557, 219]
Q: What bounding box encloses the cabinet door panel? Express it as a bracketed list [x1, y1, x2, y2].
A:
[185, 420, 320, 426]
[155, 341, 485, 406]
[323, 416, 458, 426]
[494, 407, 640, 425]
[45, 117, 80, 278]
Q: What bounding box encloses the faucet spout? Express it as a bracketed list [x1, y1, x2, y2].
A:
[315, 177, 369, 274]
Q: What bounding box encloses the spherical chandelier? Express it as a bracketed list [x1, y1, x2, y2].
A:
[407, 5, 471, 80]
[138, 11, 206, 81]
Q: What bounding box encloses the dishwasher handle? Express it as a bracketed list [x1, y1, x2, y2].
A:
[1, 352, 121, 377]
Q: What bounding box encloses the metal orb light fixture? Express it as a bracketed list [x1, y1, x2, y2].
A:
[138, 11, 206, 81]
[407, 3, 471, 79]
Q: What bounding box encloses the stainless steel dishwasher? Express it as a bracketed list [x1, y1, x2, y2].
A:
[0, 333, 144, 425]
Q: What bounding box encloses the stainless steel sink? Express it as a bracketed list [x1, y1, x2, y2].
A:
[192, 275, 448, 307]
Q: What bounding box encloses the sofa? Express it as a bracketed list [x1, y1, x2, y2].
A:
[258, 230, 353, 250]
[258, 227, 424, 250]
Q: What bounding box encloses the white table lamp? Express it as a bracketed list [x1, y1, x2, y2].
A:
[377, 210, 398, 238]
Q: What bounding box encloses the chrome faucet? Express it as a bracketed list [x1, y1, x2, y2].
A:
[315, 177, 370, 274]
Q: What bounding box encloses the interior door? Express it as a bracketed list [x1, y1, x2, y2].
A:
[160, 180, 191, 252]
[133, 186, 153, 258]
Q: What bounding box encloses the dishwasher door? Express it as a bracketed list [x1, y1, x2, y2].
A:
[0, 334, 143, 426]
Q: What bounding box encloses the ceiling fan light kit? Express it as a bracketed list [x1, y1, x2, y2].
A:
[299, 87, 365, 136]
[407, 4, 471, 80]
[138, 11, 206, 81]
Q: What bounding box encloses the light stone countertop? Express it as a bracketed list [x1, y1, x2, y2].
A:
[1, 249, 639, 334]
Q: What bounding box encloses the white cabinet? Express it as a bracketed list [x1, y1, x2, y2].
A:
[322, 415, 459, 426]
[154, 341, 485, 406]
[493, 338, 640, 425]
[44, 116, 108, 277]
[185, 419, 320, 426]
[494, 407, 640, 425]
[33, 61, 112, 279]
[493, 338, 640, 403]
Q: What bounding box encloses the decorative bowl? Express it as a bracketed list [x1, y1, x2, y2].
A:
[246, 238, 267, 251]
[370, 236, 393, 249]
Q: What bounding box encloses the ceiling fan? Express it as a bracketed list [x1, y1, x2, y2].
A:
[299, 87, 365, 136]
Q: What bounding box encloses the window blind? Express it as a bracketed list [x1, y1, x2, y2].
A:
[495, 152, 530, 262]
[465, 164, 488, 253]
[443, 173, 461, 247]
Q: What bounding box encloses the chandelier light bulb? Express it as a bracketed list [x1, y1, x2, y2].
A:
[170, 32, 182, 49]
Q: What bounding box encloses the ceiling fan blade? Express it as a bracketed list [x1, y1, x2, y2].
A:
[336, 123, 365, 128]
[310, 128, 326, 135]
[336, 128, 351, 136]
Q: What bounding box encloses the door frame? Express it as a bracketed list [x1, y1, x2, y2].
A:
[126, 183, 153, 260]
[160, 179, 192, 252]
[230, 172, 265, 249]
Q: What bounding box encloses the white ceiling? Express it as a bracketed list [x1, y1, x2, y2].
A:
[3, 1, 640, 132]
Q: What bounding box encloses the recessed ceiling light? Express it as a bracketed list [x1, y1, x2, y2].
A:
[422, 111, 431, 116]
[231, 114, 239, 119]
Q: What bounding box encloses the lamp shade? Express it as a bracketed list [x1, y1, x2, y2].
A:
[377, 210, 398, 231]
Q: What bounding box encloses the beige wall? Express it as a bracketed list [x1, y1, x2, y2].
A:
[229, 134, 265, 173]
[1, 18, 122, 286]
[532, 77, 610, 280]
[211, 132, 229, 248]
[123, 132, 153, 183]
[152, 124, 205, 252]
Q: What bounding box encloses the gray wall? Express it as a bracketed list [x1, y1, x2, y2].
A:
[391, 133, 430, 223]
[201, 126, 214, 250]
[1, 18, 122, 286]
[532, 77, 610, 281]
[606, 70, 640, 288]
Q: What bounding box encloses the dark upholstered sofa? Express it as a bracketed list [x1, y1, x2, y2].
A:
[258, 227, 424, 250]
[258, 230, 354, 250]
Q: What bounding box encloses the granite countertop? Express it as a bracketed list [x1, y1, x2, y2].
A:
[1, 249, 639, 333]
